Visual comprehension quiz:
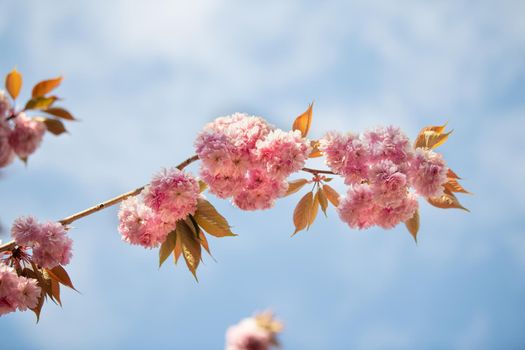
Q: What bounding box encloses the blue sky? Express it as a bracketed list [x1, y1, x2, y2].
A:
[1, 0, 524, 349]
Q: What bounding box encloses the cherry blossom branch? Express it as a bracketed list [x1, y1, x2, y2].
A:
[0, 155, 199, 253]
[0, 153, 336, 254]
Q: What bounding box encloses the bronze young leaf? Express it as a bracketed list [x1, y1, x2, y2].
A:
[292, 102, 313, 138]
[293, 191, 313, 235]
[194, 198, 235, 237]
[404, 209, 420, 243]
[159, 230, 177, 267]
[31, 76, 63, 98]
[285, 179, 309, 197]
[5, 69, 22, 100]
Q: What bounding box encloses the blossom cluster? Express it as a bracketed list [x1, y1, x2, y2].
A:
[195, 113, 311, 210]
[1, 91, 46, 167]
[319, 126, 448, 230]
[11, 216, 73, 269]
[225, 313, 282, 350]
[118, 168, 199, 248]
[0, 264, 41, 316]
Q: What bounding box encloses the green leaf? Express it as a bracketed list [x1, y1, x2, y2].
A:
[159, 230, 177, 267]
[194, 198, 236, 237]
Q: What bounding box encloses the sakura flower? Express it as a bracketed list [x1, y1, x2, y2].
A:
[8, 113, 46, 159]
[0, 263, 41, 316]
[255, 129, 311, 180]
[233, 169, 288, 211]
[225, 317, 273, 350]
[10, 216, 73, 269]
[31, 221, 73, 269]
[15, 277, 41, 311]
[337, 184, 377, 229]
[200, 169, 243, 199]
[0, 90, 10, 118]
[369, 160, 409, 207]
[118, 196, 170, 248]
[375, 192, 419, 229]
[319, 131, 369, 184]
[408, 148, 448, 198]
[0, 121, 14, 168]
[364, 126, 413, 166]
[144, 168, 199, 225]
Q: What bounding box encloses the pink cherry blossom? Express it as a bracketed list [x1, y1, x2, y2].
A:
[0, 263, 41, 316]
[0, 91, 10, 118]
[10, 216, 73, 269]
[31, 221, 73, 269]
[0, 120, 14, 168]
[255, 129, 311, 180]
[232, 169, 288, 211]
[408, 148, 448, 198]
[369, 160, 409, 207]
[11, 216, 41, 245]
[375, 192, 419, 229]
[200, 169, 243, 199]
[337, 184, 377, 229]
[118, 196, 171, 248]
[225, 317, 273, 350]
[319, 131, 369, 184]
[143, 168, 199, 225]
[8, 113, 46, 159]
[15, 277, 41, 311]
[363, 126, 414, 166]
[0, 264, 19, 316]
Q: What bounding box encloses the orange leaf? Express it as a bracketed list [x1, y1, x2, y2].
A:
[308, 191, 319, 228]
[427, 189, 469, 211]
[159, 230, 176, 267]
[44, 107, 75, 120]
[293, 191, 313, 235]
[414, 129, 452, 149]
[173, 238, 182, 264]
[194, 198, 236, 237]
[404, 209, 420, 243]
[24, 96, 58, 110]
[34, 117, 67, 135]
[5, 69, 22, 100]
[444, 178, 470, 194]
[309, 140, 322, 158]
[32, 76, 63, 97]
[447, 168, 461, 179]
[317, 187, 328, 216]
[322, 184, 340, 207]
[285, 179, 309, 197]
[50, 279, 62, 306]
[46, 265, 77, 291]
[177, 221, 202, 281]
[292, 102, 313, 138]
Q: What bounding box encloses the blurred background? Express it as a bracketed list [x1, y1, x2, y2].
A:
[1, 0, 524, 349]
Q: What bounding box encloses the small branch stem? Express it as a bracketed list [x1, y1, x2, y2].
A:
[301, 167, 334, 175]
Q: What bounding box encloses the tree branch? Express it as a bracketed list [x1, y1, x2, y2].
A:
[0, 155, 335, 253]
[0, 155, 199, 253]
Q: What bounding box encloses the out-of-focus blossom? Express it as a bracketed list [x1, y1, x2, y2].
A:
[8, 113, 45, 159]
